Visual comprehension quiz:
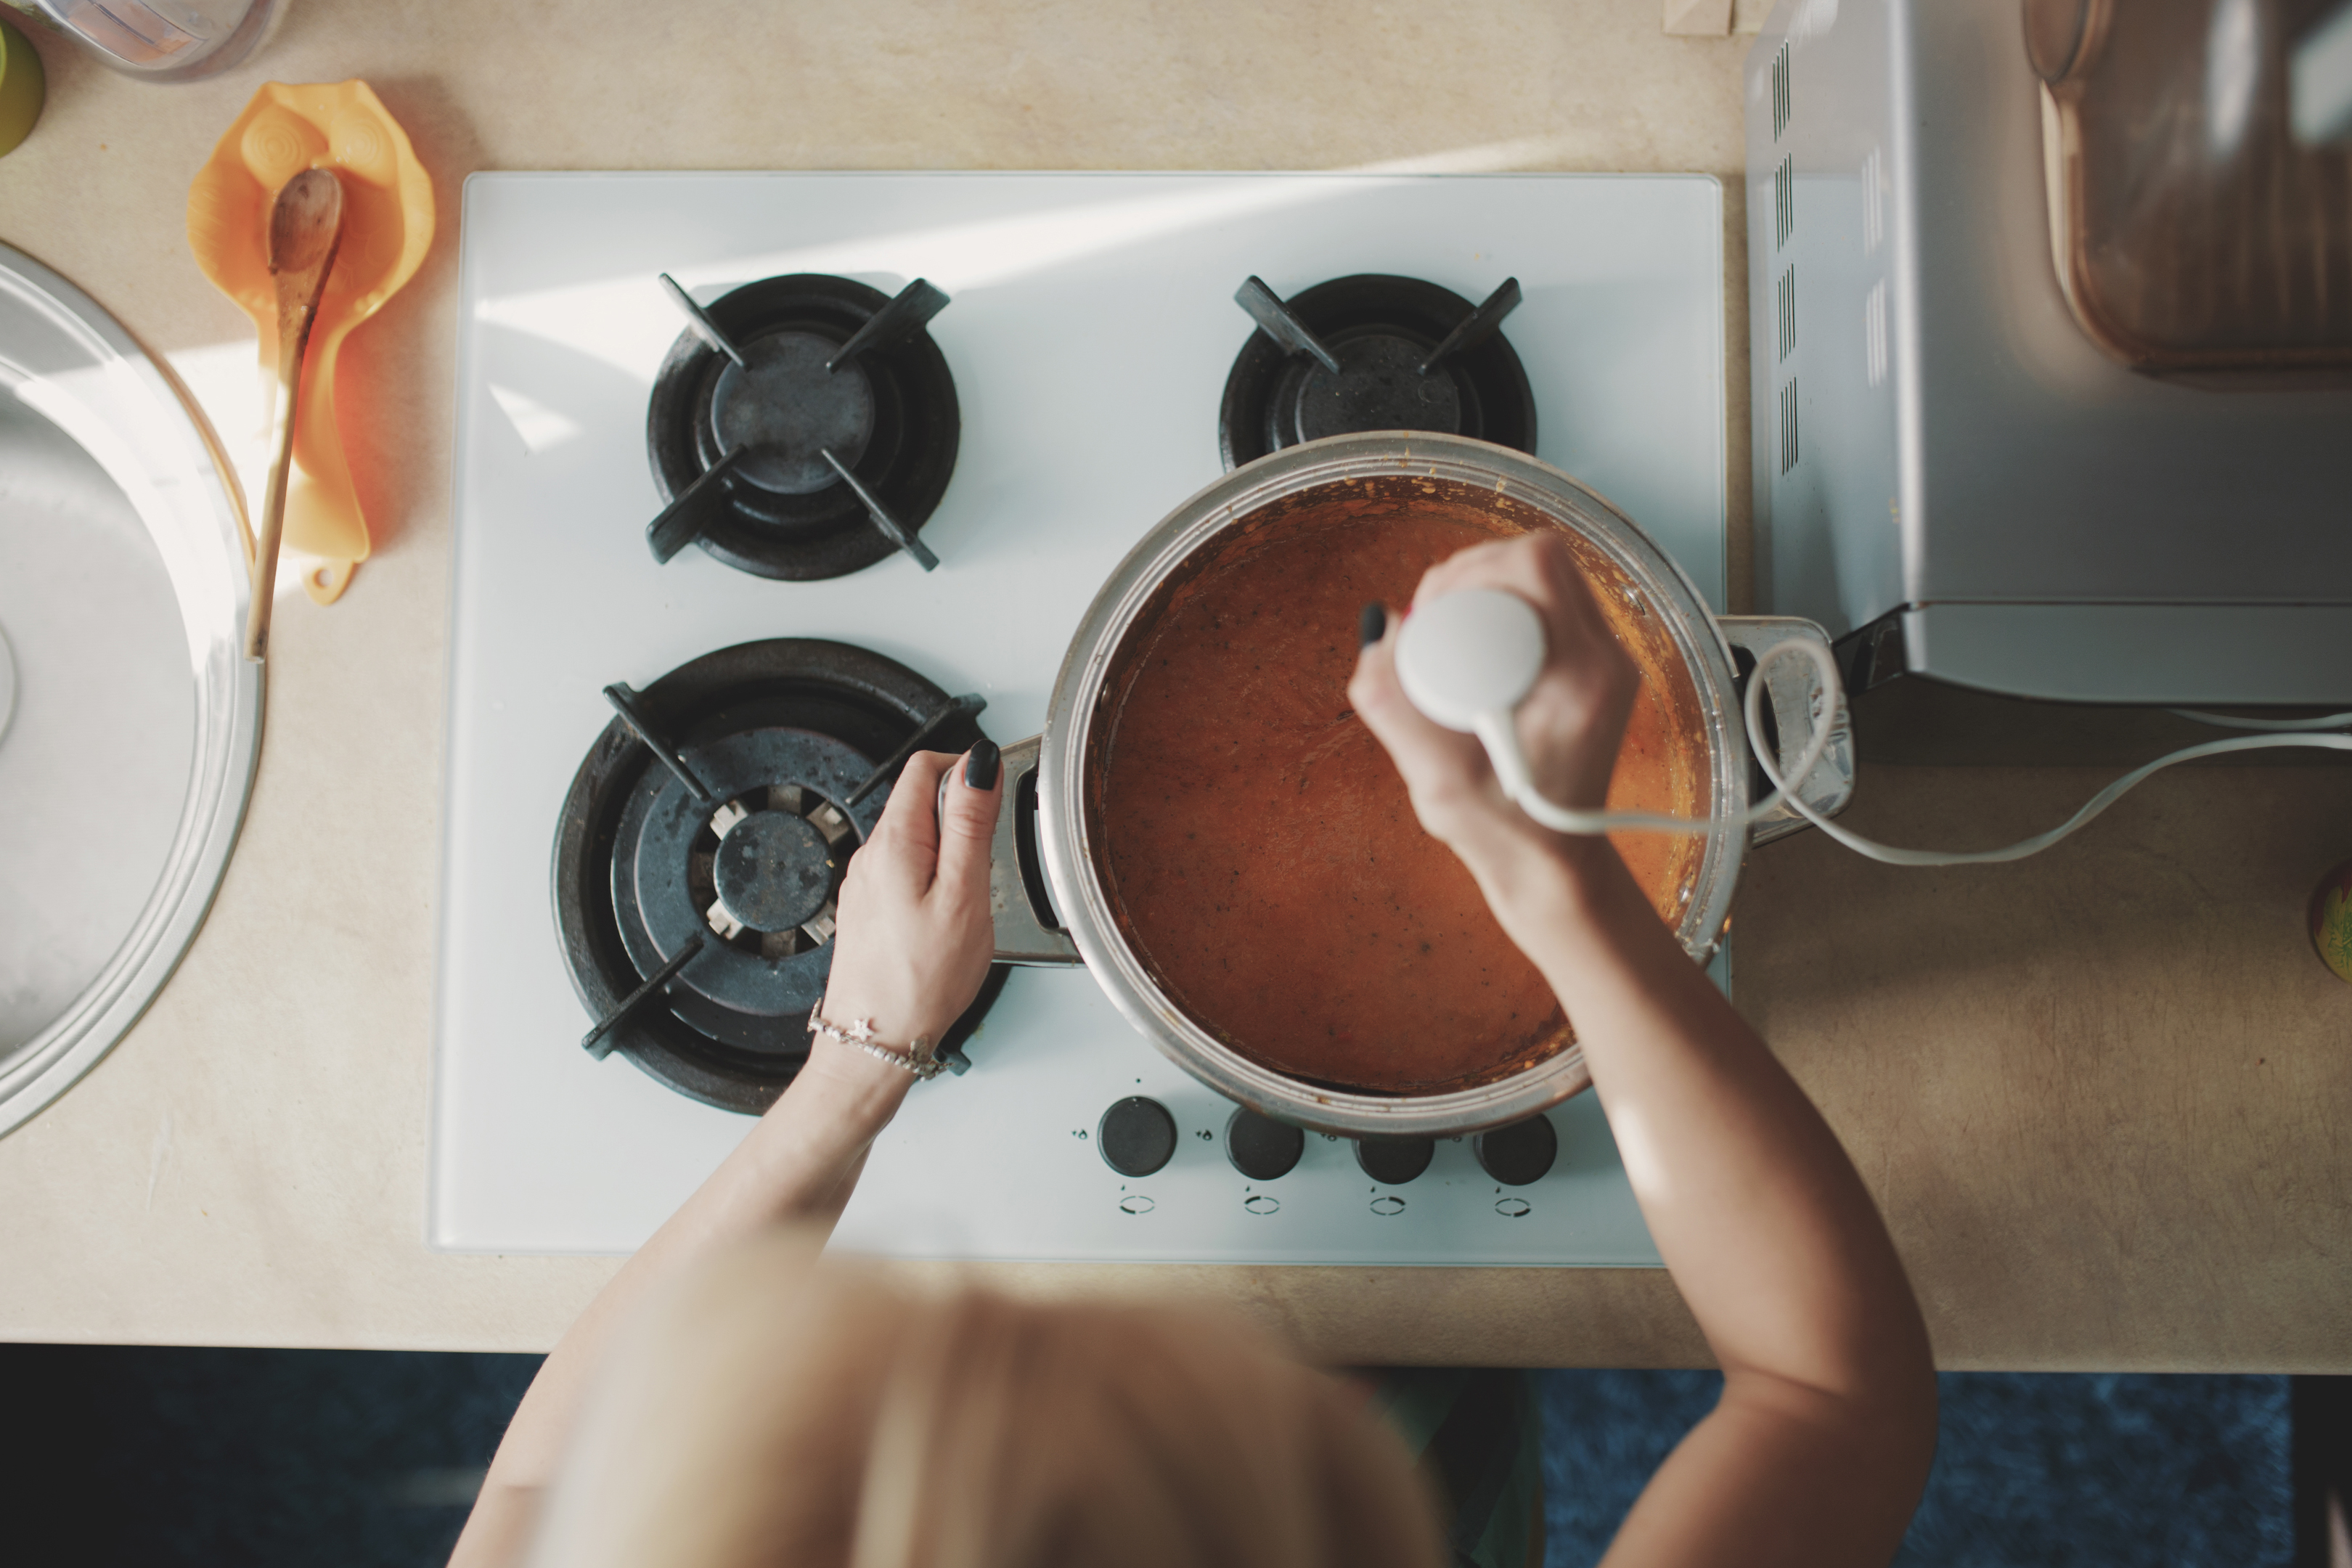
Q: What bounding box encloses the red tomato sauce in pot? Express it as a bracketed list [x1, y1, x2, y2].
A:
[1090, 479, 1707, 1095]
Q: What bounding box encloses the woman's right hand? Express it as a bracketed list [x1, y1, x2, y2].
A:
[1359, 537, 1940, 1568]
[1347, 531, 1639, 883]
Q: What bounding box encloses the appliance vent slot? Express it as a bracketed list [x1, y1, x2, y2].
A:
[1865, 279, 1888, 388]
[1779, 379, 1800, 473]
[1772, 43, 1791, 139]
[1861, 147, 1884, 256]
[1775, 155, 1794, 250]
[1778, 266, 1797, 361]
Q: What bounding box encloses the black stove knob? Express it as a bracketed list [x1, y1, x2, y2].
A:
[1098, 1097, 1177, 1177]
[1354, 1135, 1434, 1185]
[1224, 1108, 1304, 1180]
[1473, 1114, 1557, 1186]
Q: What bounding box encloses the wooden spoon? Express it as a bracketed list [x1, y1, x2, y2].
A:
[242, 168, 344, 661]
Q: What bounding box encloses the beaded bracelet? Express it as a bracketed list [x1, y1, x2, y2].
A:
[807, 1013, 943, 1080]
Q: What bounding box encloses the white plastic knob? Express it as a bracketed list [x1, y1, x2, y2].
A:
[1393, 588, 1547, 733]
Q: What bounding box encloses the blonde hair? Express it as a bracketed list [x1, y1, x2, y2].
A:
[527, 1229, 1445, 1568]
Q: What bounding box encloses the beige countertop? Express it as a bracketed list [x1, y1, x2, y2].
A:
[3, 0, 2347, 1371]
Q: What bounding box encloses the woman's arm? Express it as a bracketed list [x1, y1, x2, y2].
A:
[1349, 536, 1935, 1568]
[448, 742, 1005, 1568]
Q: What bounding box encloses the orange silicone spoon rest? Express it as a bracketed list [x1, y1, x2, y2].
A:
[187, 81, 433, 604]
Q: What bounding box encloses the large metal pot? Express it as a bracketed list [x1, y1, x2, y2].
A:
[987, 432, 1850, 1137]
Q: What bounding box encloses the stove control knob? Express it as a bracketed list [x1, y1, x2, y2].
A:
[1225, 1108, 1304, 1180]
[1098, 1096, 1177, 1177]
[1354, 1135, 1434, 1185]
[1473, 1114, 1557, 1186]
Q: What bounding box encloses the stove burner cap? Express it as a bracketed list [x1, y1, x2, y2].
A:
[713, 809, 835, 933]
[1292, 334, 1463, 444]
[711, 332, 877, 495]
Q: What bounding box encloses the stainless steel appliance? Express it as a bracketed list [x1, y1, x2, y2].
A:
[1746, 0, 2352, 704]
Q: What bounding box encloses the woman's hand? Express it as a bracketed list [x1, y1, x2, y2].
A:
[801, 740, 1004, 1103]
[1347, 531, 1639, 882]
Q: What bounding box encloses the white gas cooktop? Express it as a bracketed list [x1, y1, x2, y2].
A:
[433, 172, 1726, 1262]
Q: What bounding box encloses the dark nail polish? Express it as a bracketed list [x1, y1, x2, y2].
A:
[1358, 601, 1387, 648]
[964, 736, 1001, 791]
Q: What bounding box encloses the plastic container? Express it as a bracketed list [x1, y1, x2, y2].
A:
[25, 0, 275, 82]
[2030, 0, 2352, 372]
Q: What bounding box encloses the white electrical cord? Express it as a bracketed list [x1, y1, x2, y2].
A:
[2168, 707, 2352, 732]
[1394, 587, 2352, 868]
[1766, 723, 2352, 867]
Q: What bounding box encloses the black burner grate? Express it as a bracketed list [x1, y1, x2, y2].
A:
[553, 639, 1001, 1114]
[1217, 274, 1537, 470]
[644, 274, 960, 580]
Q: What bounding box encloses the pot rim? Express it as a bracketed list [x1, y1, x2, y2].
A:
[1037, 433, 1748, 1138]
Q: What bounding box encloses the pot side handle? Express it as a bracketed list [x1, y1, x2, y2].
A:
[1717, 616, 1856, 846]
[990, 735, 1083, 965]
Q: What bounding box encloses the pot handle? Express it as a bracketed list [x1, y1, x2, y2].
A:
[1717, 616, 1856, 846]
[988, 735, 1083, 965]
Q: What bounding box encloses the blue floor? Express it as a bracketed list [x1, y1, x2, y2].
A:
[0, 1347, 2295, 1567]
[3, 1344, 540, 1568]
[1540, 1371, 2294, 1567]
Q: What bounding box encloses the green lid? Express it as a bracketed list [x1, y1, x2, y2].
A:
[0, 13, 45, 158]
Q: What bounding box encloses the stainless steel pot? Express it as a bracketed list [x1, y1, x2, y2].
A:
[987, 432, 1851, 1138]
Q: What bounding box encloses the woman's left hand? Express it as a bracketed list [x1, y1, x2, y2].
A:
[804, 740, 1004, 1101]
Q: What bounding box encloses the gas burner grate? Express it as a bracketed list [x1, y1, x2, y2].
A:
[643, 274, 960, 580]
[555, 639, 1001, 1114]
[1217, 273, 1536, 470]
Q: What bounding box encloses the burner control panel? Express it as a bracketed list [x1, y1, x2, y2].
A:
[830, 969, 1662, 1267]
[1095, 1097, 1560, 1188]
